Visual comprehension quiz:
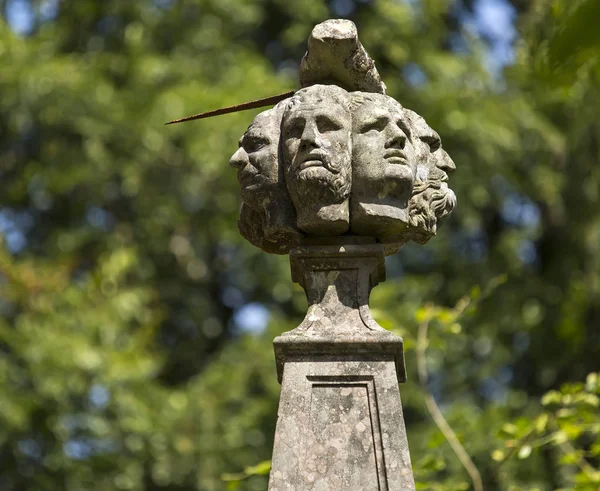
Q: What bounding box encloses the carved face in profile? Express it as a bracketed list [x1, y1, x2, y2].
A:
[405, 109, 455, 180]
[229, 108, 281, 210]
[405, 109, 457, 242]
[230, 103, 300, 253]
[282, 85, 352, 205]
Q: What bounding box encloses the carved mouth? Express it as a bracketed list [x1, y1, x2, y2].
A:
[298, 151, 327, 171]
[239, 169, 263, 189]
[384, 150, 406, 164]
[299, 159, 324, 170]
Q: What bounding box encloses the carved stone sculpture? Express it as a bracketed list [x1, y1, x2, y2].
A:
[224, 18, 457, 491]
[300, 19, 387, 94]
[230, 92, 454, 251]
[160, 14, 457, 489]
[405, 109, 457, 244]
[229, 94, 455, 251]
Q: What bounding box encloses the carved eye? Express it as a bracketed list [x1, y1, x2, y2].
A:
[360, 117, 387, 134]
[423, 136, 441, 152]
[396, 119, 412, 137]
[244, 137, 269, 153]
[316, 116, 343, 133]
[286, 120, 304, 139]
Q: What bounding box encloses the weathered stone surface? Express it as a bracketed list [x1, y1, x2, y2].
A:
[230, 92, 456, 252]
[229, 19, 456, 253]
[223, 17, 461, 491]
[404, 109, 457, 244]
[269, 240, 413, 490]
[274, 238, 405, 382]
[269, 358, 414, 490]
[300, 19, 387, 94]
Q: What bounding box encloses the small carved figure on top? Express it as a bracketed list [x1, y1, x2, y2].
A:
[299, 19, 386, 94]
[281, 85, 352, 236]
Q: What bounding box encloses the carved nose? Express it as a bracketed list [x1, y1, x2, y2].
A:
[385, 132, 406, 150]
[299, 139, 319, 153]
[438, 149, 456, 172]
[229, 148, 248, 170]
[299, 123, 320, 151]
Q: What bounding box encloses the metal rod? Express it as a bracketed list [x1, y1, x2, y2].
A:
[165, 90, 296, 125]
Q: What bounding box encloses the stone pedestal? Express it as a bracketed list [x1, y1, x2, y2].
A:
[268, 239, 415, 490]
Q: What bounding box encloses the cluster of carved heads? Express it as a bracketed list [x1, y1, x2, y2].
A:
[230, 84, 456, 254]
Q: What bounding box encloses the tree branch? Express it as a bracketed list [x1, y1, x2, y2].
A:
[417, 318, 484, 491]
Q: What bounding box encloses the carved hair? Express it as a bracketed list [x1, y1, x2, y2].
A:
[408, 179, 457, 242]
[239, 202, 301, 254]
[286, 84, 351, 112]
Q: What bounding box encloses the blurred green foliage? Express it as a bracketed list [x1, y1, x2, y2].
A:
[0, 0, 599, 489]
[493, 372, 600, 491]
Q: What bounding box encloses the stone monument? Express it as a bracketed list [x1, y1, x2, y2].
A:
[228, 19, 456, 490]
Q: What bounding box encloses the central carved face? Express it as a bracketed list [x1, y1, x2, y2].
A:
[282, 88, 352, 204]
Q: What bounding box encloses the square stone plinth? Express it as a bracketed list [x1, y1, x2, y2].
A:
[268, 355, 414, 490]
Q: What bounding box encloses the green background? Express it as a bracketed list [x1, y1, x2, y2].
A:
[1, 0, 599, 489]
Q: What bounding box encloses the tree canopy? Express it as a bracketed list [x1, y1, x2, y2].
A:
[0, 0, 599, 490]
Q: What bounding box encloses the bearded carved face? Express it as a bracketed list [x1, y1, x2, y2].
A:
[404, 109, 457, 242]
[230, 87, 456, 252]
[229, 103, 300, 253]
[282, 86, 351, 203]
[281, 85, 352, 235]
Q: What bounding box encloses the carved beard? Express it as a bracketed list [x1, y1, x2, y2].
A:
[408, 180, 456, 238]
[291, 155, 351, 203]
[430, 183, 456, 222]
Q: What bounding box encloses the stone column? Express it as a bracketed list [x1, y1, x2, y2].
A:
[268, 238, 415, 491]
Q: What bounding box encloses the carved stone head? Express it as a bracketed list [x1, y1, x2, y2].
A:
[349, 92, 418, 240]
[406, 109, 456, 179]
[228, 28, 456, 254]
[229, 101, 300, 253]
[405, 110, 457, 243]
[281, 85, 352, 236]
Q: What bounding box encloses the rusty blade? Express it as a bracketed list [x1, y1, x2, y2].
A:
[165, 90, 295, 125]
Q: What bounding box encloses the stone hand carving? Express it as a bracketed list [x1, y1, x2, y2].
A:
[230, 20, 456, 254]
